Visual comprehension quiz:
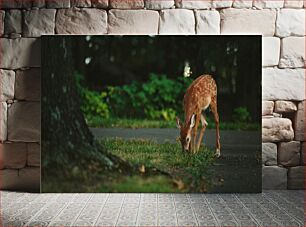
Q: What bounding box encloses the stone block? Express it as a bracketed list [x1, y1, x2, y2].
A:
[262, 117, 294, 142]
[0, 69, 15, 102]
[109, 0, 144, 8]
[280, 37, 305, 68]
[15, 68, 41, 101]
[274, 101, 297, 113]
[253, 0, 284, 8]
[294, 101, 305, 141]
[232, 0, 253, 8]
[0, 0, 32, 8]
[0, 142, 27, 169]
[220, 8, 276, 36]
[71, 0, 91, 7]
[212, 0, 233, 8]
[195, 10, 220, 34]
[56, 8, 107, 34]
[284, 0, 304, 8]
[262, 37, 280, 66]
[27, 143, 40, 167]
[288, 166, 304, 189]
[159, 9, 195, 34]
[278, 141, 301, 166]
[175, 0, 212, 9]
[276, 9, 305, 37]
[4, 9, 22, 34]
[32, 0, 46, 8]
[262, 143, 277, 165]
[108, 10, 159, 34]
[8, 102, 40, 142]
[23, 9, 56, 37]
[46, 0, 70, 8]
[262, 166, 287, 189]
[91, 0, 108, 8]
[145, 0, 175, 9]
[0, 38, 41, 69]
[0, 167, 40, 192]
[262, 68, 305, 101]
[262, 101, 274, 115]
[0, 169, 18, 189]
[0, 102, 7, 142]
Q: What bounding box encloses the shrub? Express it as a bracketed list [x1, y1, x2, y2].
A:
[75, 72, 110, 121]
[232, 106, 251, 123]
[107, 73, 192, 121]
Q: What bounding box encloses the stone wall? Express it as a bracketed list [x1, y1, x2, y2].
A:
[0, 0, 305, 191]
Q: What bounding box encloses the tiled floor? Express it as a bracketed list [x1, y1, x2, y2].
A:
[2, 190, 304, 226]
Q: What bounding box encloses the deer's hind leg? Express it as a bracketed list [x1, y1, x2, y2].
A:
[196, 113, 208, 152]
[211, 96, 221, 157]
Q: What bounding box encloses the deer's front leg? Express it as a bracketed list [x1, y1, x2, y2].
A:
[191, 114, 201, 153]
[196, 114, 208, 152]
[191, 128, 196, 153]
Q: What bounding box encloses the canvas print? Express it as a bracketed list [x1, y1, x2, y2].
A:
[41, 35, 261, 193]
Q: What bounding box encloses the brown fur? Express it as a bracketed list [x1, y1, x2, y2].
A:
[177, 75, 221, 156]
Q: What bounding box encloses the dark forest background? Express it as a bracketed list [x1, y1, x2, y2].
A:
[71, 35, 261, 124]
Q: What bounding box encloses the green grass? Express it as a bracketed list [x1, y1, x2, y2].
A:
[86, 116, 260, 131]
[100, 138, 216, 192]
[42, 173, 180, 193]
[42, 138, 216, 192]
[87, 117, 176, 128]
[98, 175, 180, 193]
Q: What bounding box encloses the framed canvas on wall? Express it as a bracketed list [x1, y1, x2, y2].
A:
[41, 35, 262, 193]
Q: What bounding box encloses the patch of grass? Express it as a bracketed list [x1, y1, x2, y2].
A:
[87, 117, 260, 131]
[42, 138, 216, 193]
[42, 173, 179, 193]
[87, 116, 176, 128]
[99, 175, 180, 193]
[100, 138, 216, 192]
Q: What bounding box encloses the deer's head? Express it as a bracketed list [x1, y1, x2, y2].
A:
[176, 114, 196, 152]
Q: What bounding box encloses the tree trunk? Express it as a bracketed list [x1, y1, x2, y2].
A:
[41, 36, 133, 178]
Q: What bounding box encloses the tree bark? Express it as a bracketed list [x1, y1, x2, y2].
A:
[41, 36, 133, 178]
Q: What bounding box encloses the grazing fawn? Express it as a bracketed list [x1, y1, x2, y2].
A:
[176, 75, 221, 157]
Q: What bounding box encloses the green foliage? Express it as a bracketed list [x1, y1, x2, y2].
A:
[76, 72, 192, 123]
[232, 106, 251, 123]
[75, 72, 110, 121]
[76, 72, 260, 130]
[107, 74, 192, 121]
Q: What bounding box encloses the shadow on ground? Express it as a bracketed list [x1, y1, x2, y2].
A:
[91, 128, 262, 193]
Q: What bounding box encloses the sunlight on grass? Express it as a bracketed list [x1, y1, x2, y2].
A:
[100, 138, 216, 192]
[42, 138, 216, 193]
[99, 175, 180, 193]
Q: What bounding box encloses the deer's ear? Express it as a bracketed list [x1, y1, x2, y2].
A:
[176, 117, 181, 129]
[190, 114, 196, 128]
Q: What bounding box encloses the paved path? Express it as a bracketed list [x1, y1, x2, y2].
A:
[91, 128, 262, 193]
[3, 190, 304, 226]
